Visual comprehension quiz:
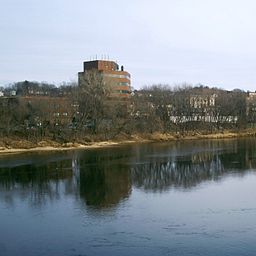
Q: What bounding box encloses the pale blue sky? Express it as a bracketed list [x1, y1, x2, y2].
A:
[1, 0, 256, 90]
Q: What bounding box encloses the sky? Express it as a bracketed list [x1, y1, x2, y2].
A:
[1, 0, 256, 91]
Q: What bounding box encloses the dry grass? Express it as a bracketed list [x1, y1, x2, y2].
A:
[1, 129, 256, 155]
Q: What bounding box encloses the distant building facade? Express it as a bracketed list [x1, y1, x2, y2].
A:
[189, 94, 217, 109]
[78, 60, 131, 98]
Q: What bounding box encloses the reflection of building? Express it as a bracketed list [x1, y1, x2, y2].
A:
[79, 166, 131, 208]
[78, 60, 131, 98]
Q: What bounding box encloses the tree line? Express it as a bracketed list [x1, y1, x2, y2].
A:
[0, 71, 255, 143]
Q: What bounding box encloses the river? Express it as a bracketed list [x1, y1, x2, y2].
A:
[0, 138, 256, 255]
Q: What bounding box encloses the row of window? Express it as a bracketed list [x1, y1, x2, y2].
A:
[119, 82, 130, 86]
[103, 73, 130, 80]
[114, 90, 131, 94]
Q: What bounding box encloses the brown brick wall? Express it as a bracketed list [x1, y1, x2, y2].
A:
[79, 60, 131, 98]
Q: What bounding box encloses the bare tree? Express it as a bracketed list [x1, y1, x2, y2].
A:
[78, 70, 112, 134]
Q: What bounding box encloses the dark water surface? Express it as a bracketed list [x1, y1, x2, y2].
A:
[1, 138, 256, 255]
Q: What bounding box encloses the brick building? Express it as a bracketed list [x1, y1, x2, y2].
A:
[78, 60, 131, 98]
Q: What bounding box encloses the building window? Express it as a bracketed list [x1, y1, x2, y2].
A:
[103, 74, 130, 80]
[119, 82, 129, 86]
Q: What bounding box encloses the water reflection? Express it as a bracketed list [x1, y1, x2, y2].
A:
[0, 138, 256, 209]
[131, 155, 224, 191]
[0, 157, 74, 207]
[79, 162, 131, 208]
[131, 139, 256, 191]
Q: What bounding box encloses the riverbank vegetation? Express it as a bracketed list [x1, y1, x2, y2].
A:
[1, 74, 256, 150]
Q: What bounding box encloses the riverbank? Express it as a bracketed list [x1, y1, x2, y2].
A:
[1, 129, 256, 155]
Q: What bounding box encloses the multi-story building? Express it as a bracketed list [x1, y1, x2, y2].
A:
[78, 60, 131, 98]
[190, 94, 217, 109]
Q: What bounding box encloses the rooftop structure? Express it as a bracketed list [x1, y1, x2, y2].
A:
[78, 60, 131, 98]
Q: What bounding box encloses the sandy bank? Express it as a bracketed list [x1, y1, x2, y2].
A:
[0, 130, 255, 155]
[0, 140, 141, 155]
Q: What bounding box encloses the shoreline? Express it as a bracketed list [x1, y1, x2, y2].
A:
[0, 130, 255, 155]
[0, 139, 150, 155]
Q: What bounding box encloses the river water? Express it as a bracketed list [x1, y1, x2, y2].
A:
[0, 138, 256, 255]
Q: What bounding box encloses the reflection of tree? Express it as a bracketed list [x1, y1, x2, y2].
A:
[0, 159, 73, 207]
[131, 155, 224, 191]
[79, 164, 131, 208]
[76, 149, 132, 209]
[1, 138, 256, 209]
[0, 149, 133, 210]
[131, 139, 256, 191]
